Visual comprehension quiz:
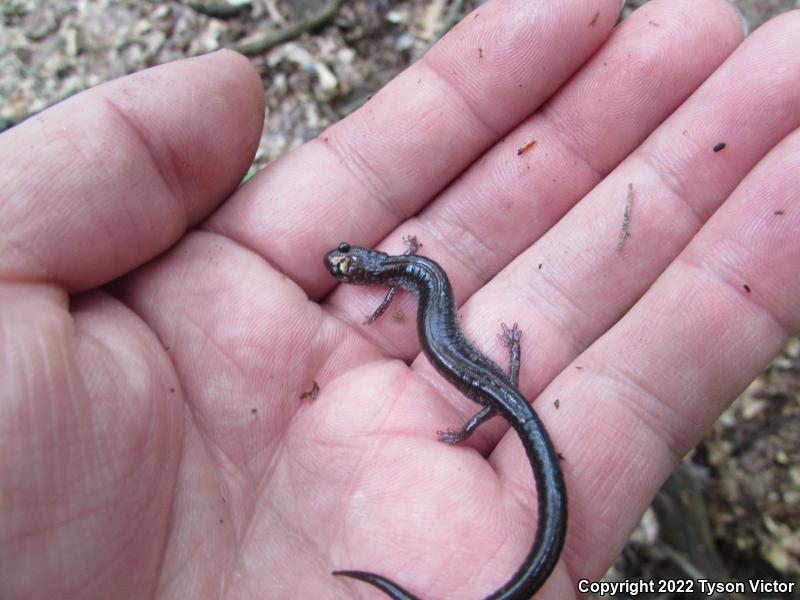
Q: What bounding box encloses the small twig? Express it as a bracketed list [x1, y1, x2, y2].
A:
[658, 544, 707, 582]
[263, 0, 287, 24]
[236, 0, 342, 56]
[517, 138, 537, 155]
[615, 182, 634, 251]
[187, 0, 251, 19]
[300, 381, 320, 401]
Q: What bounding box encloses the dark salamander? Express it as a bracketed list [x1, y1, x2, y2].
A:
[324, 237, 566, 599]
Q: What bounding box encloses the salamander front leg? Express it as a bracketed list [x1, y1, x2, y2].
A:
[437, 405, 494, 445]
[364, 235, 421, 325]
[364, 287, 397, 325]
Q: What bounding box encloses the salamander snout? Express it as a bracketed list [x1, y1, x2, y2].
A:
[324, 242, 389, 284]
[325, 244, 353, 281]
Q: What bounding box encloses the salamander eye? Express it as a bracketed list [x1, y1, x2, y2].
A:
[338, 242, 351, 253]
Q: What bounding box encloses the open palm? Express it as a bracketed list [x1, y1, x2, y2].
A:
[2, 1, 799, 598]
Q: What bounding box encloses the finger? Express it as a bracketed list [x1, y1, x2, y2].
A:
[208, 0, 623, 293]
[0, 50, 263, 292]
[325, 0, 746, 358]
[504, 121, 800, 582]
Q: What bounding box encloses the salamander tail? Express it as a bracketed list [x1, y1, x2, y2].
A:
[332, 570, 420, 600]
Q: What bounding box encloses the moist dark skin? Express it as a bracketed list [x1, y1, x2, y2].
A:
[324, 238, 567, 599]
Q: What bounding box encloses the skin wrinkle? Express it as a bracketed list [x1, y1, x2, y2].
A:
[4, 144, 93, 286]
[513, 263, 595, 356]
[289, 358, 416, 576]
[573, 407, 654, 506]
[562, 441, 665, 579]
[419, 56, 506, 144]
[99, 93, 190, 223]
[225, 422, 264, 506]
[145, 514, 175, 600]
[419, 195, 509, 282]
[70, 346, 171, 598]
[327, 437, 387, 575]
[327, 73, 476, 225]
[281, 475, 337, 578]
[636, 148, 708, 226]
[198, 381, 269, 474]
[365, 364, 419, 439]
[470, 468, 542, 595]
[595, 365, 687, 462]
[446, 523, 499, 597]
[535, 102, 608, 182]
[682, 247, 795, 337]
[0, 237, 51, 283]
[415, 214, 496, 284]
[18, 98, 185, 293]
[333, 445, 493, 596]
[414, 366, 498, 453]
[94, 495, 155, 596]
[95, 199, 134, 271]
[245, 495, 313, 595]
[177, 488, 233, 598]
[166, 322, 249, 479]
[78, 370, 137, 489]
[33, 311, 70, 445]
[206, 426, 241, 563]
[318, 134, 407, 224]
[158, 496, 215, 590]
[7, 483, 93, 543]
[221, 465, 271, 594]
[56, 112, 96, 171]
[27, 348, 98, 597]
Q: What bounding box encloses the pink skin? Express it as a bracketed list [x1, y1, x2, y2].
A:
[1, 0, 799, 598]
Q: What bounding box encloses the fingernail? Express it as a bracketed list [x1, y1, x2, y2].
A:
[727, 0, 750, 37]
[615, 0, 627, 25]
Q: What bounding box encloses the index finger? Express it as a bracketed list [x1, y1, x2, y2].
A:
[207, 0, 623, 293]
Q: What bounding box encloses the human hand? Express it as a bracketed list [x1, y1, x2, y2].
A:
[2, 0, 798, 598]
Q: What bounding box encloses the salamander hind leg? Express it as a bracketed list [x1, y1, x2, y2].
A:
[401, 234, 420, 256]
[437, 405, 494, 445]
[497, 322, 522, 387]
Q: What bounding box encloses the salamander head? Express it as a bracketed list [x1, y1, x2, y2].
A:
[324, 242, 389, 284]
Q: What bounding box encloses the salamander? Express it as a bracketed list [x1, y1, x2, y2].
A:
[324, 237, 566, 599]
